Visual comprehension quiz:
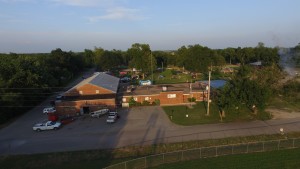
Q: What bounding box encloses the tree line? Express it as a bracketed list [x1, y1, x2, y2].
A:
[0, 49, 93, 124]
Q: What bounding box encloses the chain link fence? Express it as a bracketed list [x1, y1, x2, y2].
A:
[104, 137, 300, 169]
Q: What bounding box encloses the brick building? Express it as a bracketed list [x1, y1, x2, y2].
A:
[121, 83, 208, 107]
[56, 72, 119, 115]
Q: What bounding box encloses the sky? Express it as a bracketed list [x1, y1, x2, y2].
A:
[0, 0, 300, 53]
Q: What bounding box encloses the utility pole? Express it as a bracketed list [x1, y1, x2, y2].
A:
[206, 70, 211, 116]
[151, 52, 153, 85]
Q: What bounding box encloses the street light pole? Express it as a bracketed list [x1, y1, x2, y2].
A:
[206, 70, 211, 116]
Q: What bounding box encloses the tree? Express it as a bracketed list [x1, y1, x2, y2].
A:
[97, 50, 123, 71]
[220, 66, 272, 111]
[127, 43, 156, 79]
[94, 47, 104, 70]
[83, 49, 95, 67]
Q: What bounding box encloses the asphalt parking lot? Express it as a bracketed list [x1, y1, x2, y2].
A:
[0, 105, 175, 155]
[1, 102, 300, 155]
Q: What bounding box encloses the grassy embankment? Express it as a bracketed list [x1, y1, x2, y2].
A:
[152, 148, 300, 169]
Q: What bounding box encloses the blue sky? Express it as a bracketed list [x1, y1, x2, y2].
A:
[0, 0, 300, 53]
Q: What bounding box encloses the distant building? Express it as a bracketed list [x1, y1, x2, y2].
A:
[249, 61, 262, 68]
[121, 83, 208, 107]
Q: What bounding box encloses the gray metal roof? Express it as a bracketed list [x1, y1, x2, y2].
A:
[89, 72, 119, 93]
[65, 72, 119, 95]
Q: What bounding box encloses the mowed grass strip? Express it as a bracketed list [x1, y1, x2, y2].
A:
[151, 148, 300, 169]
[163, 102, 253, 126]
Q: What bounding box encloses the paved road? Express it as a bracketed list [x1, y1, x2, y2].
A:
[1, 105, 300, 155]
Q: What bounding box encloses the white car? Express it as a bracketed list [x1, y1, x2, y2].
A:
[106, 112, 119, 123]
[43, 107, 56, 114]
[90, 109, 109, 118]
[33, 121, 61, 132]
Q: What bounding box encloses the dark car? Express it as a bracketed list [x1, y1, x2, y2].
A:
[60, 116, 75, 125]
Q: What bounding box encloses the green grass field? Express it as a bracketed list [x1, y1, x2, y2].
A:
[163, 102, 254, 125]
[152, 148, 300, 169]
[268, 97, 300, 112]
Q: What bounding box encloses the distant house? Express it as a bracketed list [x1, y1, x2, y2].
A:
[249, 61, 262, 68]
[56, 72, 119, 115]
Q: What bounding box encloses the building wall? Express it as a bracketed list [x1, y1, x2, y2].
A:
[64, 84, 115, 96]
[56, 99, 116, 116]
[122, 91, 208, 106]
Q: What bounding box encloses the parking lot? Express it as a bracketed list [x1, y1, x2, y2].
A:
[0, 103, 177, 155]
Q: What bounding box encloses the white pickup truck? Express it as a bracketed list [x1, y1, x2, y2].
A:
[33, 121, 62, 132]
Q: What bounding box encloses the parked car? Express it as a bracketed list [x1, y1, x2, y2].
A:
[43, 107, 56, 114]
[60, 116, 75, 125]
[33, 121, 61, 132]
[90, 109, 109, 118]
[106, 112, 119, 123]
[121, 77, 131, 83]
[55, 95, 63, 102]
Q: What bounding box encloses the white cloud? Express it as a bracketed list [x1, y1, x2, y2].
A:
[0, 0, 34, 3]
[88, 7, 146, 22]
[50, 0, 117, 7]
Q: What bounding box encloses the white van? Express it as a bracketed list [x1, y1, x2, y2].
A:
[43, 107, 56, 114]
[90, 109, 109, 118]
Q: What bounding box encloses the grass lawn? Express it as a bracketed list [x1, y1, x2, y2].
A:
[149, 69, 202, 84]
[152, 148, 300, 169]
[163, 102, 254, 126]
[268, 97, 300, 112]
[0, 150, 133, 169]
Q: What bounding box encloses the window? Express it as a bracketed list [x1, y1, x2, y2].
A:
[96, 90, 99, 94]
[122, 98, 126, 102]
[167, 94, 176, 98]
[134, 97, 138, 101]
[79, 91, 83, 94]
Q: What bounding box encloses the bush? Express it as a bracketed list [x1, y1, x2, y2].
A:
[152, 99, 160, 105]
[129, 97, 137, 107]
[188, 97, 196, 102]
[256, 110, 272, 120]
[142, 100, 151, 106]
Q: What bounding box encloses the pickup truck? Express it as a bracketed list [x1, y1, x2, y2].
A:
[33, 121, 62, 132]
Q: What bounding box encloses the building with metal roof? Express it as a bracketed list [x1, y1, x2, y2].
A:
[56, 72, 120, 115]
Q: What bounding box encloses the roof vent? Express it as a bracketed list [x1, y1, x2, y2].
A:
[162, 86, 167, 91]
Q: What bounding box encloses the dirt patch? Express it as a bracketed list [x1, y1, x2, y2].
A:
[266, 108, 300, 119]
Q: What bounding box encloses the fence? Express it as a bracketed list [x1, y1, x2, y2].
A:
[104, 137, 300, 169]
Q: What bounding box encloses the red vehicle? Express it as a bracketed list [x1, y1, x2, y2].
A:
[60, 116, 75, 125]
[48, 113, 58, 122]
